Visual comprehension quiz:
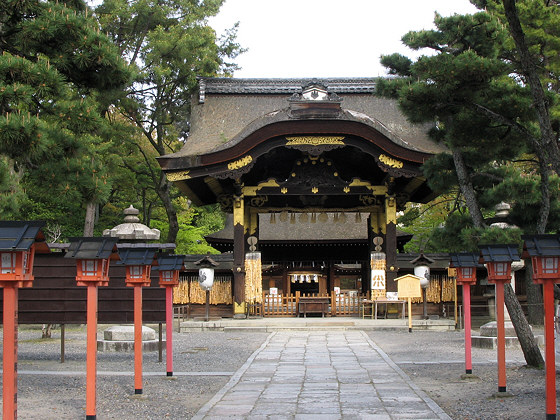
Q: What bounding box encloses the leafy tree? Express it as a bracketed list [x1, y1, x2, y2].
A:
[377, 4, 560, 367]
[0, 0, 130, 234]
[95, 0, 244, 243]
[151, 197, 224, 254]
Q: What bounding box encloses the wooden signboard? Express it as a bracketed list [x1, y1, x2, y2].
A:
[395, 274, 422, 298]
[395, 274, 422, 332]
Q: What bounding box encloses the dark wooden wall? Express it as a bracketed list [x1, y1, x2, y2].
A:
[0, 253, 165, 324]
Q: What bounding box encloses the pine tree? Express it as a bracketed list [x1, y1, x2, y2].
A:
[377, 5, 560, 367]
[0, 0, 130, 233]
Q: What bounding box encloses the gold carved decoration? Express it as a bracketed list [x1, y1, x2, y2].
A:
[349, 178, 387, 195]
[281, 187, 288, 194]
[311, 187, 319, 194]
[166, 170, 191, 181]
[285, 136, 345, 146]
[228, 155, 253, 170]
[379, 154, 404, 169]
[243, 179, 280, 196]
[343, 187, 350, 193]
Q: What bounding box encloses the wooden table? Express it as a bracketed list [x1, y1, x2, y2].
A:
[362, 299, 406, 319]
[298, 297, 330, 317]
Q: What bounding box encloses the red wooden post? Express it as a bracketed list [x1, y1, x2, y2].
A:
[119, 244, 158, 395]
[495, 281, 507, 392]
[3, 286, 18, 420]
[462, 283, 472, 374]
[67, 236, 117, 420]
[165, 286, 174, 376]
[134, 285, 143, 394]
[478, 244, 519, 395]
[543, 281, 556, 419]
[522, 234, 560, 420]
[0, 221, 45, 420]
[450, 253, 479, 376]
[86, 285, 98, 419]
[157, 254, 183, 377]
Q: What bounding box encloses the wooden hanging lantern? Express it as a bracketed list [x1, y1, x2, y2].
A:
[66, 237, 119, 286]
[157, 254, 184, 287]
[521, 234, 560, 419]
[449, 253, 480, 285]
[0, 221, 45, 288]
[522, 234, 560, 284]
[118, 244, 158, 287]
[478, 244, 519, 284]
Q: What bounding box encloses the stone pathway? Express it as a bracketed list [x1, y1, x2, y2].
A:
[192, 330, 451, 419]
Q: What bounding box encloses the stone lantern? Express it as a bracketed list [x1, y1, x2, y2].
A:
[103, 205, 160, 241]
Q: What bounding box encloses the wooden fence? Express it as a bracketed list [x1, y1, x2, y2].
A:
[261, 291, 369, 317]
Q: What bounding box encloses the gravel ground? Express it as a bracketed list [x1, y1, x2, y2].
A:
[9, 325, 269, 419]
[367, 329, 555, 420]
[1, 324, 557, 419]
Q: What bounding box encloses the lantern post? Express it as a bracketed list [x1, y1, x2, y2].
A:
[66, 237, 118, 420]
[155, 254, 184, 377]
[195, 255, 219, 322]
[478, 244, 520, 395]
[522, 234, 560, 420]
[118, 244, 158, 395]
[0, 221, 45, 420]
[450, 253, 480, 376]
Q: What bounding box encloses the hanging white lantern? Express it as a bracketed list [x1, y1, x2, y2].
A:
[198, 267, 215, 291]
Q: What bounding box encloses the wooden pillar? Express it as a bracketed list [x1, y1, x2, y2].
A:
[283, 265, 290, 295]
[233, 194, 246, 315]
[385, 195, 398, 292]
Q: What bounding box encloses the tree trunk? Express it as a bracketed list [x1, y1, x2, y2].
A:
[504, 283, 544, 367]
[83, 200, 96, 237]
[157, 175, 179, 243]
[524, 259, 544, 325]
[452, 149, 485, 228]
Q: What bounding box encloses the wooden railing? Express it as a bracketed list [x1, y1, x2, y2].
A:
[261, 291, 369, 317]
[262, 293, 297, 317]
[332, 292, 368, 316]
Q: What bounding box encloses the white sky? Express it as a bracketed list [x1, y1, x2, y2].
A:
[210, 0, 478, 78]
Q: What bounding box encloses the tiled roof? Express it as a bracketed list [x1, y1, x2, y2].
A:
[199, 77, 376, 98]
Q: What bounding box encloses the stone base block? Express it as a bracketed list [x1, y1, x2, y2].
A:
[104, 325, 155, 341]
[471, 334, 544, 349]
[97, 339, 164, 352]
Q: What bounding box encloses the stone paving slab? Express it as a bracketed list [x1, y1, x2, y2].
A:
[192, 330, 451, 419]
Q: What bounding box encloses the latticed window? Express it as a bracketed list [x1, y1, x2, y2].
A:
[81, 260, 98, 276]
[1, 252, 16, 274]
[460, 267, 474, 279]
[160, 270, 174, 281]
[129, 265, 144, 279]
[541, 257, 559, 275]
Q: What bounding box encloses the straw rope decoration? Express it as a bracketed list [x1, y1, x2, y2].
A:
[245, 252, 263, 303]
[173, 275, 232, 305]
[411, 275, 454, 303]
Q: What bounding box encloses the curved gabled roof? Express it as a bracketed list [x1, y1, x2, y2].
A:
[158, 78, 444, 207]
[159, 77, 445, 171]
